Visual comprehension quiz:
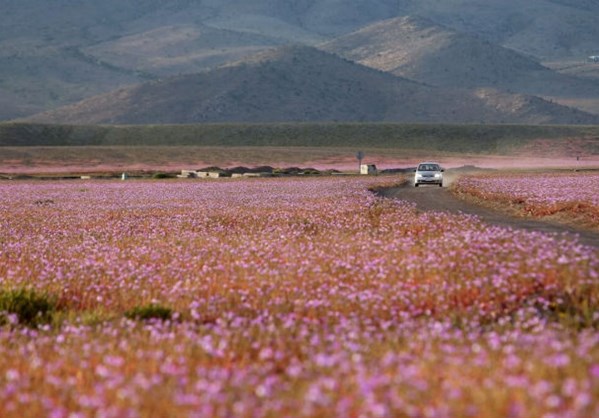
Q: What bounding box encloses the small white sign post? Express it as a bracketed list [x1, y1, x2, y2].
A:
[356, 151, 364, 174]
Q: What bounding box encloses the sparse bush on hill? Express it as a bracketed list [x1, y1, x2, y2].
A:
[274, 167, 301, 175]
[247, 165, 274, 173]
[197, 166, 224, 172]
[228, 166, 250, 174]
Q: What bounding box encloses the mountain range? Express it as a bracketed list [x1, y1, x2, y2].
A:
[321, 16, 599, 115]
[2, 0, 599, 124]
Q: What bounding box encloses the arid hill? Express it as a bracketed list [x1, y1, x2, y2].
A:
[26, 46, 599, 126]
[2, 0, 599, 121]
[322, 16, 545, 89]
[81, 24, 282, 77]
[0, 0, 398, 119]
[393, 0, 599, 60]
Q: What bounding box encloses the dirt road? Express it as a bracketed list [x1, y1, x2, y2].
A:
[379, 183, 599, 249]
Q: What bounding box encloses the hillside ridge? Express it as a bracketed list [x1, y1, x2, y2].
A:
[2, 1, 599, 122]
[24, 45, 599, 126]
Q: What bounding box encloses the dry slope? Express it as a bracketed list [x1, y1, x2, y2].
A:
[2, 0, 599, 120]
[25, 46, 599, 125]
[321, 16, 599, 114]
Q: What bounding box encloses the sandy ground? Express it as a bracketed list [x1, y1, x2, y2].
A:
[0, 149, 599, 174]
[296, 156, 599, 172]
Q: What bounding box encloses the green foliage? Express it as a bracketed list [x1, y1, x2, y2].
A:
[301, 168, 321, 175]
[2, 122, 599, 155]
[151, 172, 172, 179]
[0, 288, 58, 327]
[124, 304, 173, 321]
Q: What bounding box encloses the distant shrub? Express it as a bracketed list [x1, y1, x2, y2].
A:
[228, 166, 250, 174]
[301, 168, 321, 175]
[152, 172, 172, 179]
[274, 167, 302, 175]
[124, 304, 173, 321]
[0, 288, 58, 327]
[248, 166, 274, 174]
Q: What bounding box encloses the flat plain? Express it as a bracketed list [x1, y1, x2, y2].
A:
[0, 176, 598, 417]
[1, 122, 599, 175]
[1, 121, 599, 416]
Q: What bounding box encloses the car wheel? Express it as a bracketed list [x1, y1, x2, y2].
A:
[439, 183, 443, 187]
[415, 183, 419, 187]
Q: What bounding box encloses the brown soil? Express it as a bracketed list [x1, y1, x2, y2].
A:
[1, 147, 598, 175]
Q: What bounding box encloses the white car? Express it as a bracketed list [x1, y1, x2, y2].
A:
[414, 162, 444, 187]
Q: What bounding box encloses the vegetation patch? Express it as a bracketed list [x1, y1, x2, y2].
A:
[0, 288, 58, 327]
[2, 122, 599, 155]
[124, 304, 174, 321]
[151, 172, 174, 179]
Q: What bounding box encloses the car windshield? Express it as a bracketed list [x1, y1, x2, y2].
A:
[418, 164, 440, 171]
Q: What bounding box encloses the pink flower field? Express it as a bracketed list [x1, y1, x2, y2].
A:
[454, 173, 599, 228]
[0, 177, 598, 417]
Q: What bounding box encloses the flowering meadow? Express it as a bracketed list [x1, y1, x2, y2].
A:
[0, 177, 599, 417]
[454, 173, 599, 229]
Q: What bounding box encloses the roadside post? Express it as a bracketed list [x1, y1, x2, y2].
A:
[356, 151, 364, 174]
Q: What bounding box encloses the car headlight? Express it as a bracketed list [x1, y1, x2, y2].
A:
[415, 173, 422, 178]
[434, 173, 441, 178]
